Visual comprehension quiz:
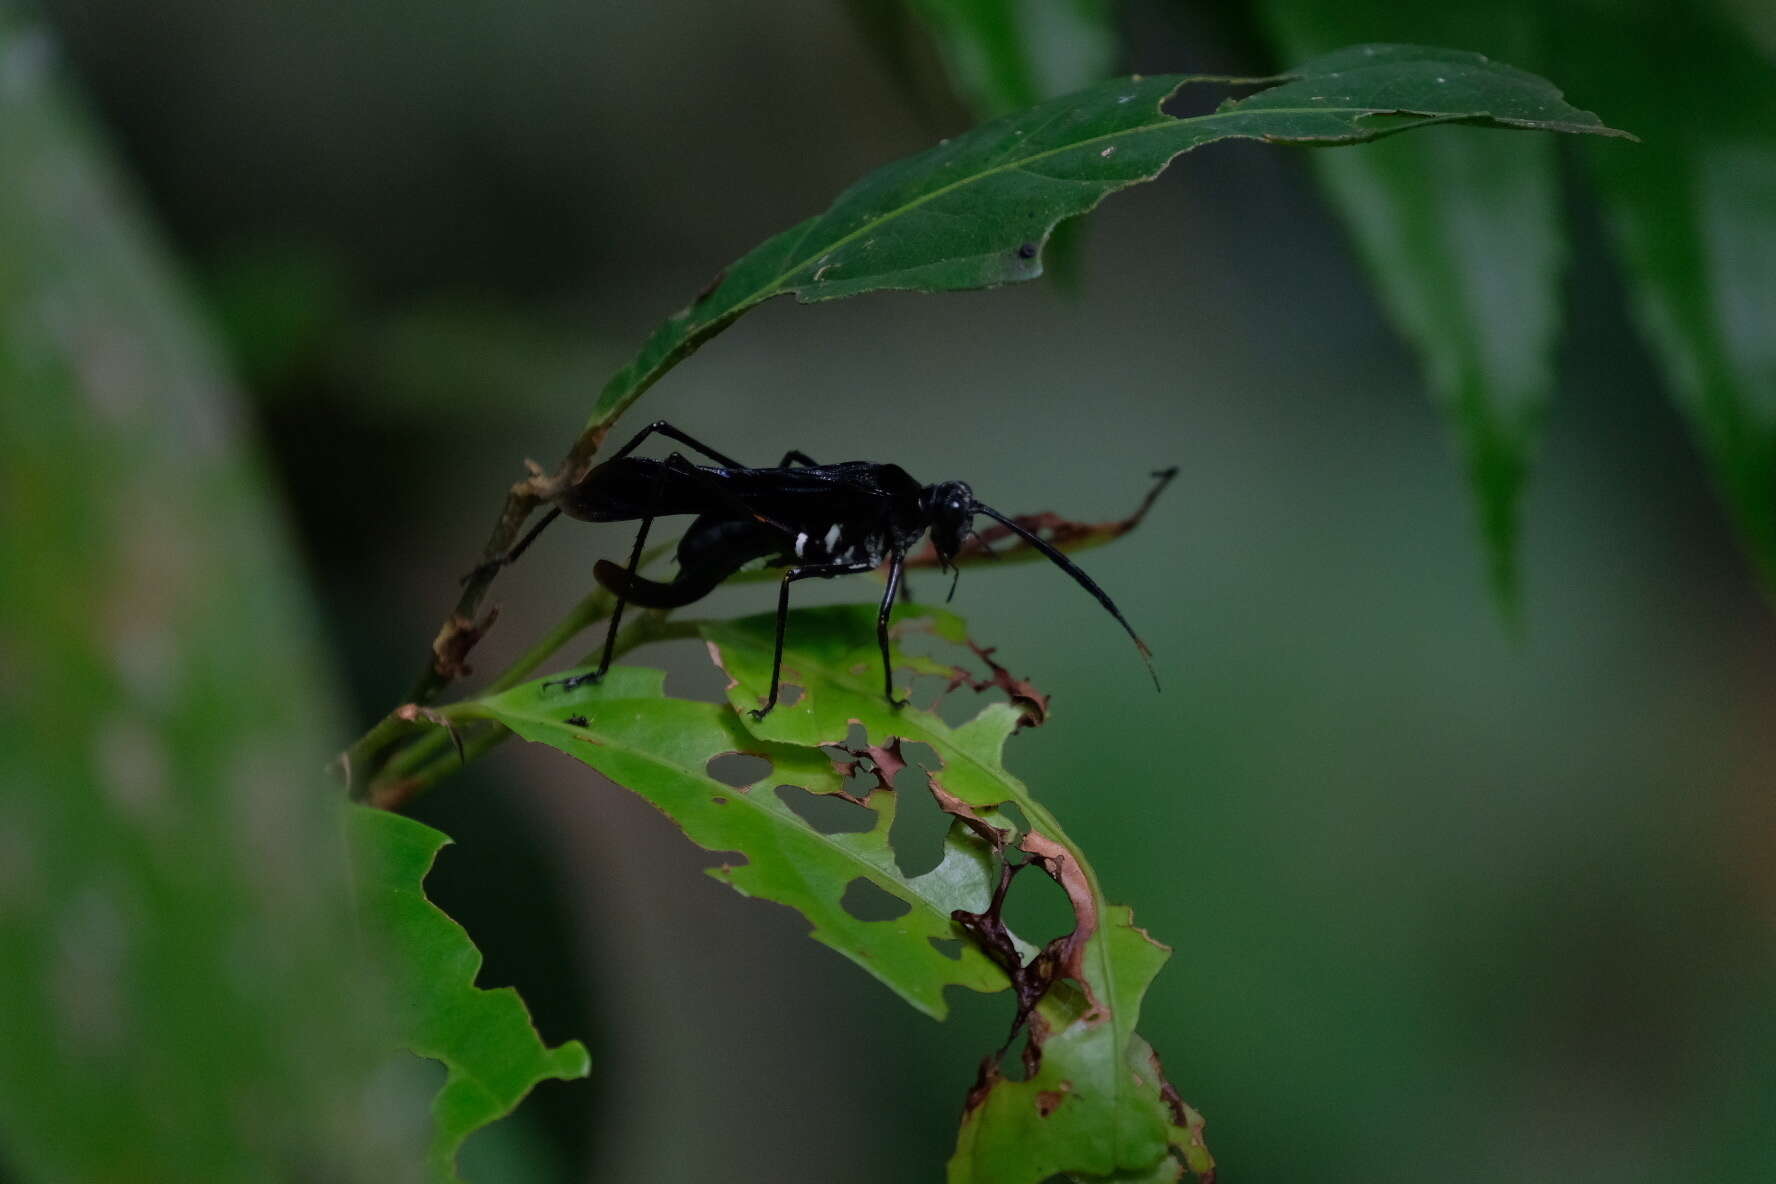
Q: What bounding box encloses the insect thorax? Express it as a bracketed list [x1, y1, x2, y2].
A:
[789, 519, 890, 567]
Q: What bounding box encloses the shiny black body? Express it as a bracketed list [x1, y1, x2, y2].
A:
[563, 457, 937, 605]
[507, 420, 1154, 718]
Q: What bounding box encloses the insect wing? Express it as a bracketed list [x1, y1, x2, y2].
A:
[560, 457, 757, 523]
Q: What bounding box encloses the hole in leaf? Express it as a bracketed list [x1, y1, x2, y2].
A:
[936, 693, 984, 729]
[666, 651, 732, 701]
[1162, 83, 1239, 120]
[705, 752, 771, 788]
[839, 755, 883, 798]
[841, 877, 911, 922]
[704, 851, 752, 883]
[929, 936, 964, 961]
[890, 743, 948, 878]
[1357, 111, 1433, 132]
[1001, 853, 1076, 947]
[906, 671, 981, 729]
[775, 684, 804, 708]
[776, 785, 875, 834]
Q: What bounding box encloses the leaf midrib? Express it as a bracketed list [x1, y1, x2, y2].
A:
[500, 699, 982, 938]
[605, 99, 1462, 418]
[751, 104, 1434, 298]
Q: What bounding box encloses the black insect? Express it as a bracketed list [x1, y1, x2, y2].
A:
[489, 421, 1167, 718]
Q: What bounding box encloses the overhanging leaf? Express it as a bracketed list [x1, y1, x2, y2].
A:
[1261, 3, 1569, 616]
[900, 0, 1120, 290]
[1560, 1, 1776, 597]
[580, 45, 1630, 444]
[348, 807, 590, 1184]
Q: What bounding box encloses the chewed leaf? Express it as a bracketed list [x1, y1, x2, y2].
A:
[348, 808, 590, 1183]
[701, 605, 1033, 809]
[478, 608, 1208, 1179]
[582, 45, 1628, 437]
[947, 911, 1184, 1183]
[471, 665, 1011, 1019]
[704, 606, 1214, 1181]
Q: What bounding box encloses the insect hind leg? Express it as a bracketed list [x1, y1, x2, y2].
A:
[546, 501, 659, 696]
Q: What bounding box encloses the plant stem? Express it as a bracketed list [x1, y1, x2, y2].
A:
[364, 611, 704, 809]
[340, 583, 610, 797]
[340, 542, 679, 796]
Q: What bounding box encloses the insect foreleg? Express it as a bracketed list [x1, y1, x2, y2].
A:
[459, 506, 564, 585]
[877, 551, 909, 710]
[776, 450, 818, 467]
[753, 560, 877, 719]
[606, 419, 747, 468]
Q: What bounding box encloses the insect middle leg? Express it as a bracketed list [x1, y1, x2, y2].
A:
[753, 560, 877, 719]
[877, 551, 909, 710]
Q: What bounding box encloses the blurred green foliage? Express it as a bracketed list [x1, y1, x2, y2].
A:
[348, 808, 589, 1183]
[0, 10, 422, 1179]
[1263, 0, 1776, 614]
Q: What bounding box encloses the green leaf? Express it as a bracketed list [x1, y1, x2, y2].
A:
[471, 658, 1009, 1019]
[1560, 1, 1776, 597]
[900, 0, 1120, 291]
[473, 606, 1214, 1181]
[0, 12, 420, 1180]
[701, 608, 1210, 1181]
[583, 46, 1631, 440]
[348, 807, 589, 1184]
[1261, 4, 1571, 616]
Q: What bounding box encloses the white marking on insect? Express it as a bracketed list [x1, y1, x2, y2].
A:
[823, 524, 842, 550]
[794, 532, 809, 556]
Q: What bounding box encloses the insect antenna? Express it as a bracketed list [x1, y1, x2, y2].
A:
[969, 502, 1160, 691]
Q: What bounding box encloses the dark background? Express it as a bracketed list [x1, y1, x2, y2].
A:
[36, 1, 1776, 1179]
